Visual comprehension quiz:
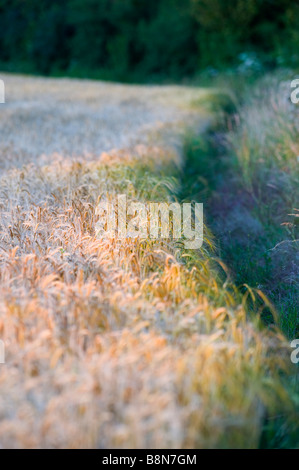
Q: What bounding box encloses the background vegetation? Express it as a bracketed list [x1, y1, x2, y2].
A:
[0, 0, 298, 82]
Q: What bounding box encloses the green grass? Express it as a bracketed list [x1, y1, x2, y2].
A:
[183, 73, 299, 338]
[178, 73, 299, 446]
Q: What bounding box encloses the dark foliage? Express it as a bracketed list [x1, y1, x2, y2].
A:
[0, 0, 298, 81]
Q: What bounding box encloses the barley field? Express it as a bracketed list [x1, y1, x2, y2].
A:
[0, 74, 296, 448]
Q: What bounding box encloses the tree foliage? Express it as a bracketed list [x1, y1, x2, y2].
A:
[0, 0, 297, 80]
